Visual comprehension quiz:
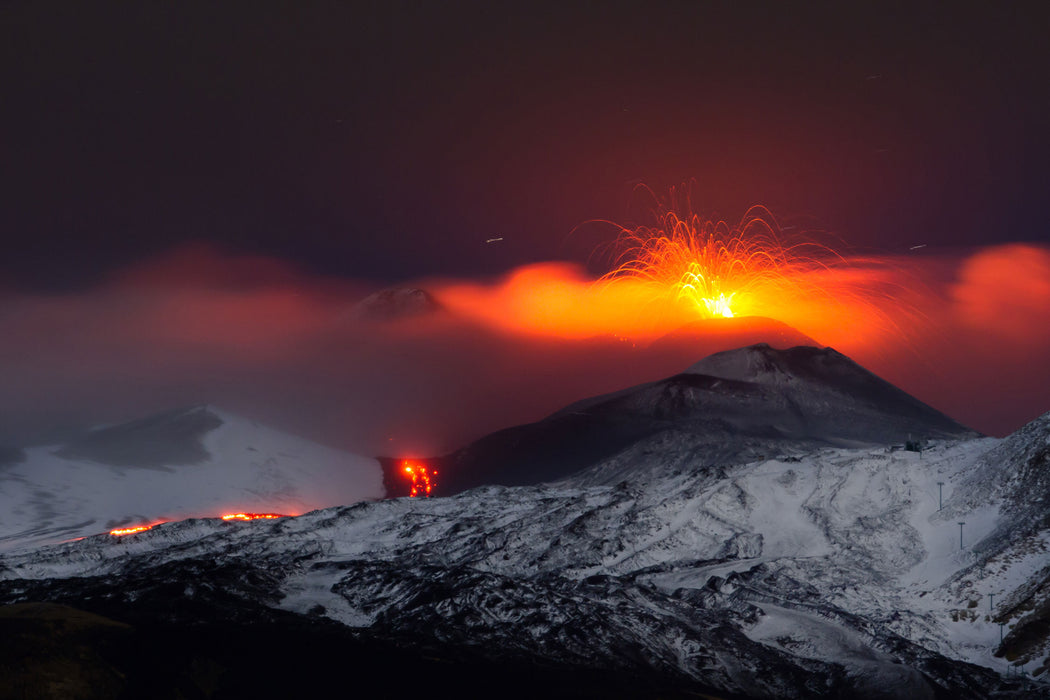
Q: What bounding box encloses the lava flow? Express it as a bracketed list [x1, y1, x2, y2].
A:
[401, 460, 437, 497]
[221, 512, 288, 521]
[109, 524, 160, 536]
[109, 512, 289, 537]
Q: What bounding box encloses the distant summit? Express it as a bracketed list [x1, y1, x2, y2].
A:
[644, 316, 821, 380]
[683, 342, 977, 441]
[352, 287, 442, 321]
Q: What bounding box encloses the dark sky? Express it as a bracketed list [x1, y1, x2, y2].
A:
[3, 1, 1048, 291]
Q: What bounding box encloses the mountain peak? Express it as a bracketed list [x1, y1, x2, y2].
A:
[422, 343, 977, 495]
[683, 343, 978, 441]
[686, 343, 848, 384]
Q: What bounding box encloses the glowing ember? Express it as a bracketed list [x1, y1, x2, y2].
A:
[221, 512, 288, 521]
[401, 460, 437, 497]
[109, 524, 159, 536]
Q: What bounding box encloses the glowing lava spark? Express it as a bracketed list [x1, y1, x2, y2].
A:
[600, 204, 838, 321]
[401, 460, 437, 497]
[221, 512, 288, 521]
[589, 192, 911, 351]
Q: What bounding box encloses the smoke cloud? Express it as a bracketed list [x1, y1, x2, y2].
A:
[2, 242, 1048, 458]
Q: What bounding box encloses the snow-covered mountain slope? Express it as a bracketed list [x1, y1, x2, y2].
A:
[0, 406, 384, 553]
[686, 343, 971, 441]
[3, 415, 1048, 697]
[418, 344, 977, 495]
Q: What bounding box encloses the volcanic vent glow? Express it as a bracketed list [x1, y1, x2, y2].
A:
[585, 197, 910, 350]
[600, 205, 836, 321]
[401, 460, 437, 497]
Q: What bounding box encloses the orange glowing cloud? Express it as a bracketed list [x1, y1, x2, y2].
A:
[2, 236, 1048, 458]
[431, 207, 916, 357]
[433, 262, 671, 339]
[951, 244, 1050, 344]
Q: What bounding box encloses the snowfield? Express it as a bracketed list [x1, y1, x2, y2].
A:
[0, 406, 385, 553]
[1, 345, 1047, 697]
[2, 426, 1047, 696]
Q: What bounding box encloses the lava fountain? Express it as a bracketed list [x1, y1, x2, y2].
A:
[433, 190, 916, 354]
[600, 205, 843, 320]
[595, 199, 909, 349]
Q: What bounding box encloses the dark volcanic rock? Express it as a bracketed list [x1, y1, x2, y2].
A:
[418, 344, 977, 495]
[353, 286, 442, 321]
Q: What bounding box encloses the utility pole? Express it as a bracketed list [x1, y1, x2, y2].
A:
[989, 592, 995, 611]
[937, 482, 944, 510]
[958, 522, 966, 550]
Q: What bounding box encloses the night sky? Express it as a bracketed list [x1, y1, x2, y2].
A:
[4, 2, 1047, 289]
[2, 2, 1049, 451]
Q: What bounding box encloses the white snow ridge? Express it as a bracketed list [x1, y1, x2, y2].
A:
[0, 345, 1047, 698]
[0, 405, 384, 553]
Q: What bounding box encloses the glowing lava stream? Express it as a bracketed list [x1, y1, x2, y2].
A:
[401, 460, 437, 497]
[221, 512, 287, 521]
[108, 512, 290, 536]
[108, 524, 158, 537]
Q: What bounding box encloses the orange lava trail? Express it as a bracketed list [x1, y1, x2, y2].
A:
[221, 512, 288, 521]
[109, 523, 162, 536]
[109, 512, 290, 537]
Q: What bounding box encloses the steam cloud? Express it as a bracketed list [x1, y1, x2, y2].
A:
[2, 242, 1048, 456]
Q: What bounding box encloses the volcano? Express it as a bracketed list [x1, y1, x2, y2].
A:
[399, 343, 976, 496]
[1, 346, 1047, 698]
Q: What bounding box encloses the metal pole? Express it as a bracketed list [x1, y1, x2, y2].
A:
[989, 592, 995, 611]
[958, 522, 965, 550]
[937, 482, 944, 510]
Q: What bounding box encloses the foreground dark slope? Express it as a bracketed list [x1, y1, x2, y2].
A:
[403, 344, 976, 496]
